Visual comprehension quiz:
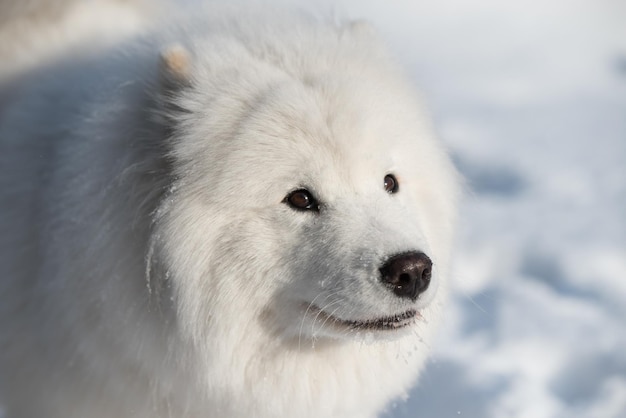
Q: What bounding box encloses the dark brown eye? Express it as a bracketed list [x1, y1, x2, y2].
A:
[284, 189, 319, 212]
[384, 174, 399, 194]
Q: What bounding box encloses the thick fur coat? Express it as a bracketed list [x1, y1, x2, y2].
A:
[0, 3, 460, 417]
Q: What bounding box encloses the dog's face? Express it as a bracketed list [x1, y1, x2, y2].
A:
[156, 33, 458, 348]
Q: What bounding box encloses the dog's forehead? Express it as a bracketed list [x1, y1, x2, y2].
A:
[242, 101, 413, 195]
[250, 75, 421, 164]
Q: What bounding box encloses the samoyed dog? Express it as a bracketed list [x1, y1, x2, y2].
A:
[0, 2, 459, 417]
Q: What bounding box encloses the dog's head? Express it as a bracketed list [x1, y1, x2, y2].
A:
[153, 21, 459, 349]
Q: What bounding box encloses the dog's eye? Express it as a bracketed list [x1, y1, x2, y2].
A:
[284, 189, 319, 212]
[384, 174, 399, 194]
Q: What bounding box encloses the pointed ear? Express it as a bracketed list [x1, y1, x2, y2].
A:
[341, 19, 376, 39]
[159, 44, 192, 93]
[346, 19, 375, 35]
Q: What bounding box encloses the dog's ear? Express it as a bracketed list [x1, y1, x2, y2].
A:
[341, 19, 376, 39]
[157, 44, 193, 126]
[345, 19, 375, 36]
[159, 44, 192, 93]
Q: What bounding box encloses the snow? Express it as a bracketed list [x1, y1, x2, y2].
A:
[327, 0, 626, 416]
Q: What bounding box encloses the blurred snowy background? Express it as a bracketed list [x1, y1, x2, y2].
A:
[320, 0, 626, 417]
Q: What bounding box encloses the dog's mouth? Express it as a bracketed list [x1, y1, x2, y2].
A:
[306, 305, 419, 331]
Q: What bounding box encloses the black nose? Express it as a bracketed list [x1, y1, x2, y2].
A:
[379, 252, 433, 300]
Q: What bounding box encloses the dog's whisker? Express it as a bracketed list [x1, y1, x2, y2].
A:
[311, 297, 345, 331]
[315, 302, 346, 336]
[298, 291, 328, 352]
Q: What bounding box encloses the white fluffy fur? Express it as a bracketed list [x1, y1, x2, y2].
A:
[0, 3, 460, 417]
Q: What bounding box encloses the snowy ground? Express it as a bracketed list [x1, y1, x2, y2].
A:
[328, 1, 626, 417]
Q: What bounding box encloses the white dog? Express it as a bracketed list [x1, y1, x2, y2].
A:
[0, 2, 459, 417]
